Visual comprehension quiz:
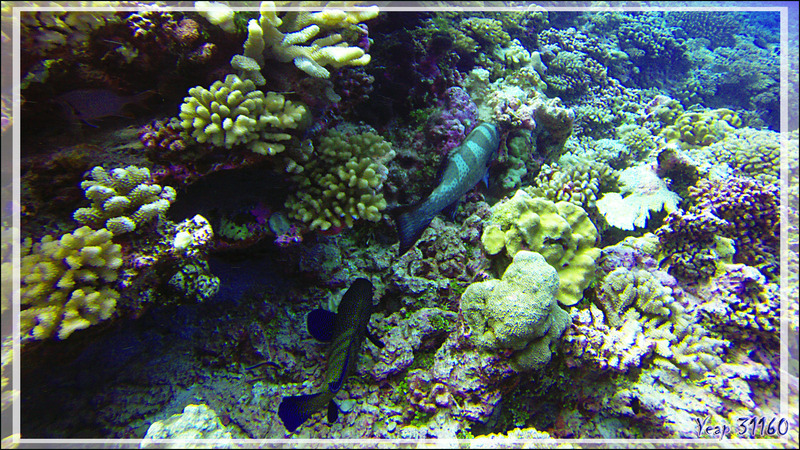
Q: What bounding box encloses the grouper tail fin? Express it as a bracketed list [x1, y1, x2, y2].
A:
[278, 391, 333, 433]
[393, 204, 432, 256]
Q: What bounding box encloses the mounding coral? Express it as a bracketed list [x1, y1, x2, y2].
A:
[480, 189, 601, 306]
[73, 165, 176, 236]
[460, 250, 569, 372]
[20, 226, 122, 342]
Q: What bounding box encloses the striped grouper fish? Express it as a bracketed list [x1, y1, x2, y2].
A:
[278, 278, 384, 433]
[394, 122, 500, 255]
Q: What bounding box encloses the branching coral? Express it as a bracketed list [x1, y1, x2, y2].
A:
[20, 226, 122, 342]
[658, 108, 742, 148]
[481, 190, 600, 306]
[73, 165, 176, 236]
[696, 263, 780, 343]
[178, 74, 308, 155]
[705, 127, 781, 184]
[526, 153, 615, 212]
[688, 176, 780, 277]
[562, 305, 655, 373]
[285, 129, 395, 231]
[460, 251, 569, 372]
[654, 209, 733, 283]
[235, 1, 378, 79]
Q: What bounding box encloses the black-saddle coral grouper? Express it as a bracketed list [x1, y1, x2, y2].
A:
[278, 278, 384, 433]
[394, 122, 500, 255]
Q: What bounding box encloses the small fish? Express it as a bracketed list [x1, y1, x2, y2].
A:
[278, 278, 383, 433]
[54, 88, 155, 127]
[394, 123, 500, 255]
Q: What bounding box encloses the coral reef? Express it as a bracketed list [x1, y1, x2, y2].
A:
[460, 251, 569, 371]
[481, 189, 600, 306]
[73, 165, 176, 236]
[20, 226, 122, 342]
[178, 74, 308, 155]
[285, 129, 395, 231]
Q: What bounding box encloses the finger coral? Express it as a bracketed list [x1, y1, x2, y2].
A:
[285, 129, 395, 231]
[73, 165, 177, 236]
[20, 226, 122, 342]
[235, 1, 378, 79]
[178, 74, 308, 155]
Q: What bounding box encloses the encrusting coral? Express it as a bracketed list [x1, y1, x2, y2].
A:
[285, 129, 395, 231]
[73, 165, 177, 236]
[178, 74, 308, 155]
[234, 1, 379, 80]
[460, 250, 569, 372]
[20, 226, 122, 342]
[481, 189, 601, 306]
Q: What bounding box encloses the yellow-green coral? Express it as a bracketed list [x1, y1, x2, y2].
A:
[659, 108, 742, 147]
[705, 127, 781, 184]
[73, 165, 176, 236]
[20, 226, 121, 342]
[286, 129, 395, 231]
[460, 250, 569, 372]
[480, 189, 601, 306]
[598, 267, 675, 328]
[236, 1, 378, 79]
[178, 74, 308, 154]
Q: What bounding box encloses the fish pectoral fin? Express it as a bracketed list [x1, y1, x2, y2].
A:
[327, 400, 339, 424]
[441, 200, 459, 221]
[367, 331, 385, 349]
[307, 309, 336, 342]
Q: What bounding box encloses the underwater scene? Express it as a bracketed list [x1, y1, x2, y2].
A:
[1, 1, 799, 447]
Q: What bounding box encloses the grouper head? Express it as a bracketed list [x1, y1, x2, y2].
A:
[277, 278, 380, 433]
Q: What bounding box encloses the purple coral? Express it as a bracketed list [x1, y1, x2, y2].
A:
[426, 86, 479, 154]
[688, 176, 779, 274]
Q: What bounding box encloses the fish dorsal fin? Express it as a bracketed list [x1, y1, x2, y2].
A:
[307, 309, 335, 342]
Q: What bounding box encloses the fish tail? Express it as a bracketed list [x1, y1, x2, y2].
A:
[278, 391, 332, 433]
[393, 204, 431, 256]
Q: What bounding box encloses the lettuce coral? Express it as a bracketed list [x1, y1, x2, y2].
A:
[20, 226, 122, 342]
[480, 189, 600, 307]
[73, 165, 176, 236]
[178, 74, 308, 155]
[596, 163, 681, 230]
[460, 251, 569, 372]
[285, 129, 395, 231]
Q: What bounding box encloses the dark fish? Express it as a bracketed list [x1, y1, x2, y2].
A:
[278, 278, 383, 433]
[394, 122, 500, 255]
[54, 89, 155, 126]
